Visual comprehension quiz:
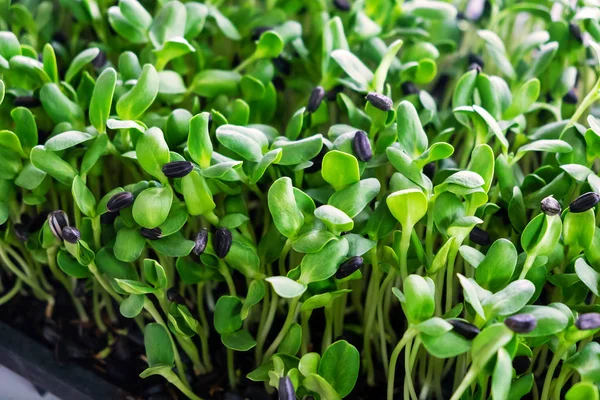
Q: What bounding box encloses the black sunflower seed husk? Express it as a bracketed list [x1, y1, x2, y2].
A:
[278, 376, 295, 400]
[305, 147, 328, 173]
[273, 56, 292, 76]
[107, 191, 135, 213]
[401, 81, 419, 96]
[193, 229, 208, 256]
[576, 313, 600, 330]
[307, 86, 326, 113]
[512, 356, 531, 375]
[215, 228, 233, 259]
[336, 256, 363, 279]
[504, 314, 537, 333]
[333, 0, 351, 12]
[449, 319, 480, 340]
[13, 95, 41, 108]
[101, 211, 118, 224]
[14, 224, 29, 241]
[48, 210, 70, 241]
[540, 196, 561, 216]
[326, 85, 344, 101]
[569, 23, 583, 43]
[167, 288, 186, 305]
[62, 226, 81, 244]
[563, 89, 578, 105]
[423, 162, 436, 180]
[468, 63, 482, 73]
[140, 227, 162, 240]
[352, 131, 372, 162]
[162, 161, 194, 178]
[569, 192, 600, 213]
[365, 92, 393, 111]
[92, 50, 107, 68]
[252, 26, 273, 41]
[467, 53, 485, 69]
[469, 227, 490, 246]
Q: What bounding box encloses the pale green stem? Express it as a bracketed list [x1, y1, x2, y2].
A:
[263, 296, 300, 362]
[387, 328, 418, 400]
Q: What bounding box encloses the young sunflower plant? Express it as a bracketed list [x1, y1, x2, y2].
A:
[2, 0, 600, 399]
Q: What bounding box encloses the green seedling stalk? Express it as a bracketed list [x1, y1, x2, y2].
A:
[262, 296, 300, 362]
[387, 327, 418, 400]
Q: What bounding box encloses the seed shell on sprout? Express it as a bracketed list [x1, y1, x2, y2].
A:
[107, 191, 135, 213]
[140, 227, 163, 240]
[540, 196, 561, 216]
[448, 319, 480, 340]
[162, 161, 194, 178]
[352, 131, 372, 162]
[504, 314, 537, 333]
[215, 228, 233, 259]
[62, 226, 81, 244]
[336, 256, 363, 279]
[569, 192, 600, 213]
[278, 376, 295, 400]
[365, 92, 393, 111]
[307, 86, 325, 113]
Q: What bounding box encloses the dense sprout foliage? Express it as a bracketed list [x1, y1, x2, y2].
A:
[3, 0, 600, 399]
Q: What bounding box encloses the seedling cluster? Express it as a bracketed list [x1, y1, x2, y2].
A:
[1, 1, 600, 399]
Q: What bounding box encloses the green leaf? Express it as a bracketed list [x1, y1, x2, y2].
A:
[81, 134, 108, 176]
[188, 112, 212, 168]
[278, 323, 302, 356]
[265, 276, 307, 298]
[403, 1, 457, 20]
[144, 259, 168, 289]
[65, 47, 99, 83]
[95, 248, 138, 280]
[149, 1, 186, 48]
[575, 258, 600, 296]
[476, 239, 517, 292]
[482, 280, 535, 319]
[254, 31, 284, 59]
[566, 342, 600, 383]
[46, 131, 94, 151]
[241, 280, 265, 320]
[402, 275, 435, 324]
[517, 305, 568, 337]
[11, 107, 37, 152]
[478, 30, 515, 80]
[181, 170, 215, 216]
[120, 294, 145, 318]
[221, 329, 257, 351]
[30, 145, 77, 185]
[331, 49, 373, 91]
[40, 84, 83, 126]
[90, 68, 117, 134]
[565, 382, 599, 400]
[373, 39, 403, 93]
[72, 176, 96, 217]
[214, 296, 243, 334]
[273, 135, 323, 166]
[208, 6, 241, 40]
[301, 290, 352, 312]
[191, 69, 240, 97]
[116, 64, 159, 120]
[144, 323, 174, 367]
[421, 330, 471, 358]
[457, 274, 486, 319]
[113, 228, 145, 262]
[57, 250, 92, 278]
[299, 238, 349, 284]
[292, 230, 337, 253]
[314, 205, 354, 236]
[328, 178, 380, 218]
[492, 348, 512, 400]
[322, 150, 360, 191]
[136, 127, 170, 181]
[303, 374, 341, 400]
[471, 323, 513, 370]
[133, 186, 173, 228]
[396, 100, 428, 158]
[318, 340, 359, 398]
[502, 78, 540, 120]
[216, 124, 267, 162]
[387, 188, 428, 230]
[149, 232, 195, 257]
[116, 279, 156, 295]
[268, 177, 304, 239]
